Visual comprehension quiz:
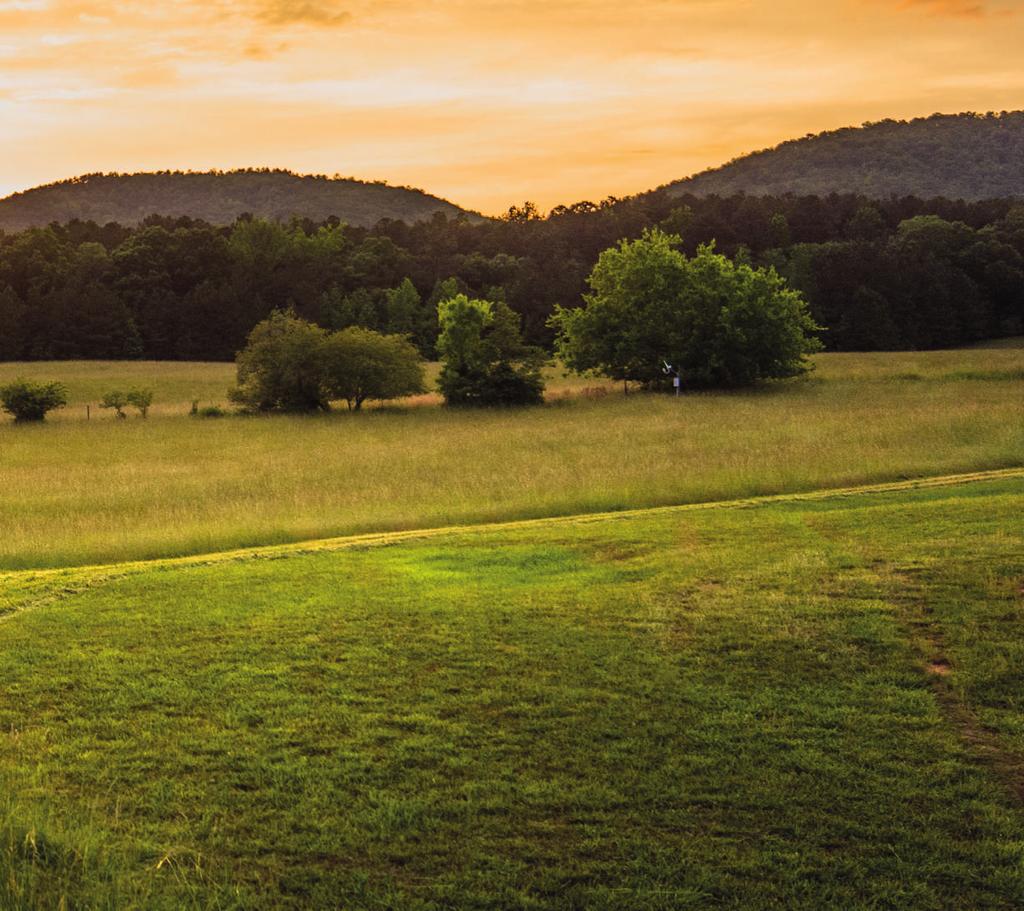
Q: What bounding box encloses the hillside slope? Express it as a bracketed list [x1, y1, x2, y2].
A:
[666, 111, 1024, 200]
[0, 169, 480, 230]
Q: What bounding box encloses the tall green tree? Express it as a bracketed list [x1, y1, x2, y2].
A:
[231, 310, 425, 413]
[552, 229, 822, 389]
[320, 327, 425, 410]
[437, 295, 546, 406]
[383, 278, 421, 336]
[321, 286, 380, 332]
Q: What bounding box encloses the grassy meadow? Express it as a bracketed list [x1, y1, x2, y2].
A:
[0, 359, 622, 418]
[1, 343, 1023, 907]
[0, 347, 1021, 569]
[1, 473, 1023, 908]
[0, 360, 236, 419]
[1, 344, 1022, 416]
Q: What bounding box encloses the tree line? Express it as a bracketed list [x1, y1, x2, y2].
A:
[0, 192, 1021, 363]
[5, 228, 823, 421]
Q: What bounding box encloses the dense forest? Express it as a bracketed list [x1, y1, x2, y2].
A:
[1, 190, 1021, 361]
[0, 170, 478, 232]
[668, 112, 1024, 200]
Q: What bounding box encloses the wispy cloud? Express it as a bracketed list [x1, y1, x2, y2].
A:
[0, 0, 49, 11]
[256, 1, 351, 26]
[0, 0, 1021, 212]
[895, 0, 1013, 17]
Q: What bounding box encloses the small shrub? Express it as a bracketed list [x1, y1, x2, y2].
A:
[100, 391, 130, 419]
[194, 405, 226, 418]
[441, 361, 544, 407]
[0, 380, 68, 423]
[127, 388, 154, 418]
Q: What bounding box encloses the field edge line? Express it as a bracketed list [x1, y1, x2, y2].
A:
[2, 465, 1022, 605]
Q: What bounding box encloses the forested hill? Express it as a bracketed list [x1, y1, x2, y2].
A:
[665, 112, 1024, 200]
[0, 169, 481, 231]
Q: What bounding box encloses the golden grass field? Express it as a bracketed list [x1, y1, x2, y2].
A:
[0, 360, 622, 418]
[0, 347, 1021, 570]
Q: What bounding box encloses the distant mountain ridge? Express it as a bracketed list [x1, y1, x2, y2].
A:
[3, 111, 1024, 232]
[0, 169, 481, 231]
[664, 111, 1024, 201]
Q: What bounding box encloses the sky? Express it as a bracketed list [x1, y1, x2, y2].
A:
[0, 0, 1022, 214]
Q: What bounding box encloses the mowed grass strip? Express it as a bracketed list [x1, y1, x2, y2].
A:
[1, 348, 1022, 570]
[1, 477, 1023, 909]
[2, 466, 1021, 620]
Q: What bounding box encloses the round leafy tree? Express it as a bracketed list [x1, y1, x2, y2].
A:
[320, 326, 425, 411]
[230, 309, 425, 413]
[229, 309, 331, 413]
[551, 228, 822, 389]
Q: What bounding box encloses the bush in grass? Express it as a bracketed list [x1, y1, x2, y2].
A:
[551, 228, 823, 390]
[437, 295, 546, 407]
[229, 309, 330, 413]
[127, 388, 154, 418]
[100, 391, 130, 419]
[230, 309, 426, 413]
[320, 326, 425, 411]
[0, 379, 68, 423]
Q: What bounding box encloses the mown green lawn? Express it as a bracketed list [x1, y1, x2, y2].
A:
[2, 474, 1022, 909]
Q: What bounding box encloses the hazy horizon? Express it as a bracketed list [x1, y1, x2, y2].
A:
[2, 0, 1023, 215]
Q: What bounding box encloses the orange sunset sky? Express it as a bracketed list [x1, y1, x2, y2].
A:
[1, 0, 1022, 214]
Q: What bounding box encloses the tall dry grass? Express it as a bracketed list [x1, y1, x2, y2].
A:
[0, 348, 1021, 570]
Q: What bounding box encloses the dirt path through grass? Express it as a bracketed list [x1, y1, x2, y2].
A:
[889, 566, 1024, 807]
[3, 466, 1023, 620]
